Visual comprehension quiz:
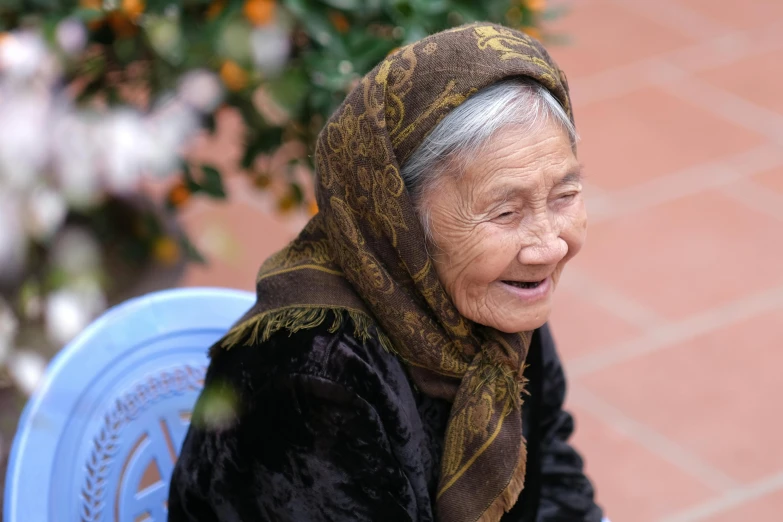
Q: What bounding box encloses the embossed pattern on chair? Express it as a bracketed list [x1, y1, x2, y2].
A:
[4, 288, 254, 522]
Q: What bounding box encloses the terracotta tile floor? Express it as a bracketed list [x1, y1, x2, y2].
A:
[176, 0, 783, 519]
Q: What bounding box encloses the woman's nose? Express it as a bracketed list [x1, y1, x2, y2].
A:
[517, 219, 568, 266]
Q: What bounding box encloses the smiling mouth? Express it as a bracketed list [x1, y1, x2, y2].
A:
[503, 279, 545, 289]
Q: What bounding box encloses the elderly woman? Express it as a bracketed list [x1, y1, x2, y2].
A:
[169, 23, 604, 522]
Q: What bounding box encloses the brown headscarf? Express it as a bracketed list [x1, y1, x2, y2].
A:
[218, 22, 574, 522]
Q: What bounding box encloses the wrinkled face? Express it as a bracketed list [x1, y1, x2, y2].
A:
[420, 120, 587, 333]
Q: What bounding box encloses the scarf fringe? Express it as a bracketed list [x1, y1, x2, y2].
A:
[476, 438, 527, 522]
[212, 306, 396, 357]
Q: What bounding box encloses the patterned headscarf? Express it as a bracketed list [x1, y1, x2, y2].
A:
[218, 22, 574, 522]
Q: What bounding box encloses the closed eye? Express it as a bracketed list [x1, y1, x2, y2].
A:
[488, 210, 518, 224]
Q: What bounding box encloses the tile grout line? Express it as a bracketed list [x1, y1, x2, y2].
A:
[566, 283, 783, 377]
[665, 24, 783, 73]
[550, 6, 783, 517]
[568, 0, 782, 109]
[659, 470, 783, 522]
[587, 144, 783, 224]
[559, 269, 665, 329]
[566, 12, 783, 109]
[576, 53, 783, 224]
[721, 179, 783, 223]
[604, 0, 729, 41]
[568, 30, 775, 110]
[569, 384, 740, 493]
[647, 61, 783, 144]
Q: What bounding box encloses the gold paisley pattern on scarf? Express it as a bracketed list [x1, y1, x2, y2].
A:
[380, 46, 417, 136]
[391, 79, 473, 150]
[474, 25, 571, 116]
[320, 105, 360, 189]
[219, 23, 574, 522]
[371, 164, 408, 246]
[439, 355, 519, 498]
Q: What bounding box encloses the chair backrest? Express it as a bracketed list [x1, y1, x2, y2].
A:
[4, 287, 255, 522]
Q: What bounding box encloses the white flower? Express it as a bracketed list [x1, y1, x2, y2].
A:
[98, 111, 149, 192]
[55, 19, 87, 56]
[0, 31, 47, 80]
[24, 184, 67, 240]
[7, 350, 48, 396]
[251, 25, 291, 76]
[145, 97, 198, 177]
[0, 297, 18, 366]
[45, 281, 106, 346]
[50, 227, 102, 276]
[0, 92, 51, 190]
[178, 69, 223, 114]
[51, 112, 100, 206]
[0, 190, 26, 282]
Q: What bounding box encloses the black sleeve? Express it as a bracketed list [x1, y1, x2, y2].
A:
[536, 324, 604, 522]
[168, 352, 415, 522]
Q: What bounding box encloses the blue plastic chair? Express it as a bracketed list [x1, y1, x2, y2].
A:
[3, 287, 254, 522]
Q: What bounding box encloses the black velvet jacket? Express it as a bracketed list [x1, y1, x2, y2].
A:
[168, 321, 603, 522]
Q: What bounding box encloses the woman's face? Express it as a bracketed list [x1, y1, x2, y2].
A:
[421, 119, 586, 333]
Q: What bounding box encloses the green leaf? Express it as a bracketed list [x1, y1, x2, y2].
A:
[289, 182, 304, 204]
[265, 69, 309, 115]
[45, 266, 69, 292]
[182, 163, 201, 192]
[0, 0, 24, 12]
[143, 210, 163, 236]
[144, 14, 186, 65]
[283, 0, 310, 19]
[202, 112, 217, 134]
[241, 127, 285, 168]
[318, 0, 363, 9]
[113, 37, 138, 64]
[179, 233, 207, 264]
[346, 34, 395, 73]
[200, 165, 226, 199]
[402, 23, 428, 44]
[409, 0, 449, 16]
[296, 7, 348, 56]
[70, 7, 104, 22]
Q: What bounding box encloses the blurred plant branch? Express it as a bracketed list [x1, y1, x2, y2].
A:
[0, 0, 563, 393]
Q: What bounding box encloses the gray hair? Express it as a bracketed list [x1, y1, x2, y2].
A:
[400, 78, 577, 239]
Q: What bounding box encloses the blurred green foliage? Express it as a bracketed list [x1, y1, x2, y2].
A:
[0, 0, 560, 262]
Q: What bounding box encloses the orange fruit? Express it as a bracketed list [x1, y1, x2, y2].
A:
[525, 0, 547, 12]
[253, 174, 271, 189]
[220, 61, 248, 91]
[121, 0, 145, 20]
[521, 26, 542, 41]
[308, 200, 319, 216]
[167, 183, 191, 207]
[206, 0, 226, 20]
[108, 11, 139, 38]
[277, 194, 295, 213]
[243, 0, 275, 26]
[328, 11, 350, 34]
[80, 0, 105, 30]
[153, 236, 181, 266]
